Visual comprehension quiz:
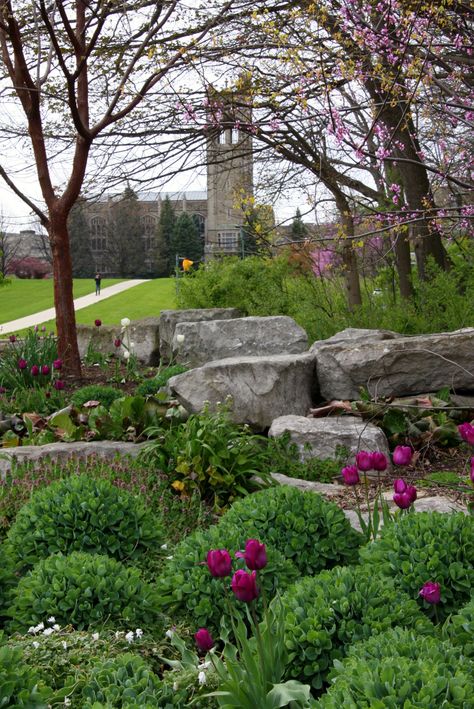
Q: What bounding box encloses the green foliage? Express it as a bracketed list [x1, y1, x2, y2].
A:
[316, 628, 474, 708]
[266, 435, 348, 483]
[360, 512, 474, 621]
[155, 196, 176, 277]
[443, 596, 474, 658]
[155, 524, 298, 632]
[71, 384, 123, 408]
[142, 402, 273, 509]
[0, 385, 64, 416]
[0, 645, 52, 707]
[79, 653, 165, 707]
[8, 551, 160, 633]
[171, 211, 203, 264]
[136, 364, 188, 397]
[281, 565, 433, 690]
[6, 475, 162, 572]
[218, 486, 362, 575]
[418, 470, 465, 488]
[0, 328, 58, 392]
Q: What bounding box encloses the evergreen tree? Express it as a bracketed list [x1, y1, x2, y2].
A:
[68, 199, 94, 277]
[108, 187, 144, 277]
[171, 212, 203, 267]
[155, 196, 175, 276]
[291, 208, 308, 239]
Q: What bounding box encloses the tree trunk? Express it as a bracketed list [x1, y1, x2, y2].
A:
[393, 231, 413, 299]
[49, 209, 82, 376]
[332, 191, 362, 309]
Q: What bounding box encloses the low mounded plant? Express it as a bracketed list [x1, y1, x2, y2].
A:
[6, 475, 163, 572]
[136, 364, 188, 397]
[8, 551, 160, 633]
[219, 486, 363, 575]
[70, 384, 123, 408]
[0, 644, 53, 706]
[316, 627, 474, 707]
[155, 525, 298, 631]
[281, 565, 433, 690]
[360, 511, 474, 621]
[443, 596, 474, 658]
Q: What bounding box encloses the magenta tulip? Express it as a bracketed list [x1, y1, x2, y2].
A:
[236, 539, 267, 570]
[419, 581, 441, 605]
[30, 365, 40, 376]
[206, 549, 232, 578]
[406, 485, 417, 503]
[194, 628, 214, 653]
[371, 452, 388, 471]
[18, 358, 27, 370]
[95, 319, 102, 327]
[393, 446, 413, 466]
[341, 465, 360, 486]
[114, 338, 122, 348]
[355, 451, 373, 471]
[9, 335, 16, 343]
[393, 478, 407, 494]
[470, 457, 474, 485]
[41, 364, 50, 375]
[458, 423, 474, 446]
[53, 359, 62, 370]
[53, 379, 65, 390]
[231, 569, 259, 603]
[393, 491, 412, 509]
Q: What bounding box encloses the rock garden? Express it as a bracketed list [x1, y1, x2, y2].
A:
[0, 310, 473, 707]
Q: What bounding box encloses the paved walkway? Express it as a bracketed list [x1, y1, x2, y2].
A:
[0, 279, 150, 335]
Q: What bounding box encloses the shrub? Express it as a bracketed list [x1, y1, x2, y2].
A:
[218, 486, 363, 575]
[155, 524, 298, 631]
[8, 551, 160, 633]
[6, 475, 163, 572]
[360, 512, 474, 621]
[79, 654, 165, 707]
[281, 565, 433, 690]
[0, 645, 53, 706]
[444, 596, 474, 658]
[70, 384, 123, 408]
[316, 627, 474, 707]
[136, 364, 188, 397]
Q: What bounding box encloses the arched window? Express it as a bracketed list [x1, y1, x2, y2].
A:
[90, 217, 107, 251]
[192, 213, 205, 237]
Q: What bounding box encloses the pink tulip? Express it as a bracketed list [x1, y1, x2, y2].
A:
[18, 358, 27, 370]
[458, 422, 474, 446]
[53, 359, 62, 370]
[194, 628, 214, 653]
[9, 335, 16, 343]
[371, 452, 388, 471]
[231, 569, 259, 603]
[206, 549, 232, 578]
[114, 338, 122, 348]
[393, 446, 413, 466]
[393, 478, 407, 494]
[355, 451, 373, 471]
[341, 465, 360, 486]
[470, 457, 474, 485]
[41, 364, 50, 375]
[236, 539, 267, 570]
[53, 380, 65, 390]
[30, 365, 40, 376]
[419, 581, 441, 605]
[393, 492, 412, 509]
[95, 319, 102, 327]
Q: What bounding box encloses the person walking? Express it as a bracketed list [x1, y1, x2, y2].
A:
[94, 272, 102, 295]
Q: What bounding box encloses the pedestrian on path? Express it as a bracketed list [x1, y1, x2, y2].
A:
[95, 272, 102, 295]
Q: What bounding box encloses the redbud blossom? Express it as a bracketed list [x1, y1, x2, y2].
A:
[206, 549, 232, 578]
[194, 628, 214, 653]
[231, 569, 259, 603]
[355, 451, 373, 471]
[236, 539, 267, 570]
[341, 465, 360, 485]
[393, 446, 413, 466]
[458, 423, 474, 446]
[419, 581, 441, 605]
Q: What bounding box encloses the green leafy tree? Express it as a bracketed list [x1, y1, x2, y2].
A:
[171, 212, 203, 266]
[108, 188, 144, 277]
[155, 196, 175, 276]
[68, 199, 94, 277]
[291, 208, 308, 239]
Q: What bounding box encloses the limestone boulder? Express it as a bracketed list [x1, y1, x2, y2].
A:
[77, 318, 160, 365]
[268, 415, 390, 473]
[168, 353, 316, 430]
[315, 328, 474, 400]
[310, 327, 399, 353]
[159, 308, 241, 363]
[172, 315, 308, 367]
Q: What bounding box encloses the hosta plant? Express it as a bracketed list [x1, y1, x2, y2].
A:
[0, 644, 53, 707]
[443, 595, 474, 658]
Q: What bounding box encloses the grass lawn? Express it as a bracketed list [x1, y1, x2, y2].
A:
[0, 278, 123, 325]
[4, 278, 177, 333]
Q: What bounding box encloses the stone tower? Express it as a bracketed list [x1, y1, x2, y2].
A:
[205, 88, 253, 258]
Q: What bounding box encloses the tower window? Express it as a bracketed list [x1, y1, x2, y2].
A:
[217, 231, 238, 252]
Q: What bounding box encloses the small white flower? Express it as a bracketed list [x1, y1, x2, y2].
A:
[35, 622, 45, 632]
[43, 627, 54, 636]
[53, 624, 60, 631]
[130, 341, 135, 349]
[64, 698, 71, 706]
[125, 631, 135, 643]
[165, 629, 173, 639]
[135, 628, 143, 638]
[198, 671, 207, 685]
[28, 626, 36, 635]
[121, 317, 131, 327]
[47, 616, 56, 624]
[198, 661, 211, 670]
[160, 543, 168, 550]
[173, 682, 179, 691]
[62, 641, 68, 650]
[32, 641, 40, 649]
[166, 555, 174, 560]
[92, 632, 100, 641]
[123, 350, 130, 360]
[115, 631, 123, 639]
[176, 334, 185, 344]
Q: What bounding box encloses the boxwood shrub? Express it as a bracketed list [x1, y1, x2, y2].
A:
[71, 384, 123, 408]
[281, 565, 433, 690]
[444, 596, 474, 658]
[218, 486, 363, 575]
[316, 627, 474, 707]
[0, 645, 53, 707]
[8, 552, 160, 633]
[6, 475, 162, 572]
[155, 524, 298, 631]
[360, 512, 474, 621]
[136, 365, 188, 397]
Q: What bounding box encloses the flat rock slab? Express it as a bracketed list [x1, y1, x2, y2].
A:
[159, 308, 241, 362]
[344, 496, 468, 532]
[168, 353, 316, 430]
[172, 316, 308, 368]
[310, 327, 399, 352]
[77, 318, 160, 365]
[315, 328, 474, 400]
[270, 472, 345, 498]
[0, 441, 146, 480]
[268, 415, 390, 473]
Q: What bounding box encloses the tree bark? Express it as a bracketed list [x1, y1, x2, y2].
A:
[332, 191, 362, 309]
[393, 230, 413, 299]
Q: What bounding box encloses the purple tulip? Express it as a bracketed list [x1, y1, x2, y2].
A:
[30, 365, 40, 376]
[34, 325, 38, 333]
[206, 549, 232, 578]
[53, 359, 62, 370]
[194, 628, 214, 653]
[419, 581, 441, 605]
[41, 325, 46, 332]
[406, 485, 417, 503]
[356, 451, 373, 471]
[458, 422, 474, 446]
[470, 457, 474, 485]
[41, 364, 50, 376]
[9, 335, 16, 343]
[393, 491, 412, 509]
[236, 539, 267, 570]
[53, 379, 65, 390]
[114, 338, 122, 348]
[231, 569, 259, 603]
[95, 319, 102, 327]
[393, 478, 407, 494]
[341, 465, 360, 486]
[393, 446, 413, 466]
[371, 452, 388, 471]
[18, 358, 27, 370]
